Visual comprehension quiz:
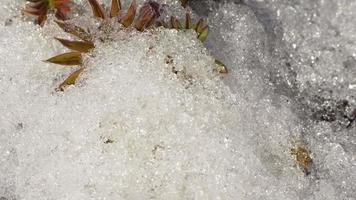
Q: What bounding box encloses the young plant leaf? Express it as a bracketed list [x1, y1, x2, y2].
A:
[55, 38, 94, 53]
[195, 18, 204, 33]
[88, 0, 106, 19]
[157, 20, 169, 28]
[180, 0, 188, 8]
[57, 68, 84, 91]
[46, 52, 82, 66]
[184, 13, 192, 29]
[120, 0, 136, 27]
[198, 26, 208, 42]
[170, 16, 181, 29]
[214, 59, 228, 74]
[37, 10, 48, 26]
[55, 20, 92, 42]
[23, 0, 71, 25]
[53, 0, 71, 20]
[23, 0, 48, 26]
[110, 0, 121, 17]
[135, 1, 160, 31]
[23, 4, 45, 17]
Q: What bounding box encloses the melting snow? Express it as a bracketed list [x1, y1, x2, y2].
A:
[0, 0, 355, 199]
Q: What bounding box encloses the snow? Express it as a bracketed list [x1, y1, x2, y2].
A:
[0, 0, 355, 199]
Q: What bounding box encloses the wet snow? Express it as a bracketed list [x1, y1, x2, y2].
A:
[0, 0, 355, 199]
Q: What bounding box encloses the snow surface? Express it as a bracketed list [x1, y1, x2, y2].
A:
[0, 0, 355, 199]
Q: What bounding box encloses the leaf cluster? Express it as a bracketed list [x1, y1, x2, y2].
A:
[23, 0, 227, 91]
[23, 0, 70, 25]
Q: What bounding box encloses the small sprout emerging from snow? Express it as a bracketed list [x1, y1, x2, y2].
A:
[110, 0, 121, 18]
[158, 13, 209, 43]
[184, 13, 192, 28]
[88, 0, 106, 19]
[291, 146, 313, 175]
[214, 59, 228, 74]
[120, 0, 137, 27]
[158, 14, 228, 74]
[57, 67, 84, 91]
[136, 1, 160, 31]
[23, 0, 71, 26]
[195, 18, 208, 42]
[170, 16, 181, 29]
[180, 0, 188, 8]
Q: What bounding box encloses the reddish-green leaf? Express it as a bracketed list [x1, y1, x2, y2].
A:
[37, 10, 48, 26]
[55, 38, 94, 53]
[57, 68, 84, 91]
[23, 0, 71, 25]
[120, 0, 136, 27]
[135, 1, 158, 31]
[45, 52, 82, 66]
[53, 0, 71, 20]
[88, 0, 106, 19]
[110, 0, 121, 17]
